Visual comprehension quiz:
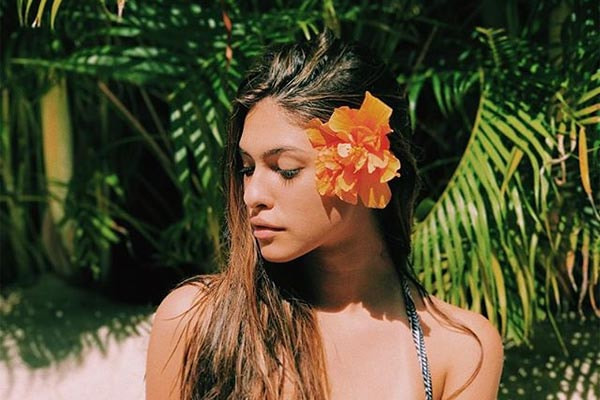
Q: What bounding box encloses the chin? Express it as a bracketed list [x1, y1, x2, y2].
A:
[259, 250, 297, 263]
[258, 242, 307, 264]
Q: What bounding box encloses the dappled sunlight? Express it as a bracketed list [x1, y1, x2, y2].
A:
[0, 274, 152, 369]
[500, 314, 600, 399]
[0, 274, 153, 400]
[1, 274, 597, 399]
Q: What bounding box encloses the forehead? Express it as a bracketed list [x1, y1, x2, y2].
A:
[239, 98, 313, 154]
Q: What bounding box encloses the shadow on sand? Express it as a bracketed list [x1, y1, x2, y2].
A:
[500, 313, 599, 399]
[1, 273, 598, 399]
[0, 273, 153, 370]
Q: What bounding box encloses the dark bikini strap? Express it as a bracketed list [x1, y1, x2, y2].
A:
[401, 279, 434, 400]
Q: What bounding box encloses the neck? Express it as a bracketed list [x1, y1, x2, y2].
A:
[296, 219, 405, 320]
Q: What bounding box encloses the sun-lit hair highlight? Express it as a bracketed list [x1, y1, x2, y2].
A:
[174, 29, 482, 399]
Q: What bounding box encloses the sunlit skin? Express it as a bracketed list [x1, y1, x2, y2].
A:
[239, 98, 375, 265]
[237, 98, 502, 399]
[239, 98, 404, 311]
[239, 98, 431, 398]
[145, 97, 504, 400]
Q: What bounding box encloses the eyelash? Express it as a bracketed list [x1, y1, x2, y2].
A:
[277, 168, 300, 180]
[238, 166, 300, 180]
[239, 166, 254, 177]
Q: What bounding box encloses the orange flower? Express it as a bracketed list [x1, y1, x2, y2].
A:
[306, 91, 401, 209]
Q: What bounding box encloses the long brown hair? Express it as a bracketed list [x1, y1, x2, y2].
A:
[178, 30, 479, 399]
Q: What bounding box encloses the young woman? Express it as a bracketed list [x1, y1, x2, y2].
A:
[145, 31, 504, 400]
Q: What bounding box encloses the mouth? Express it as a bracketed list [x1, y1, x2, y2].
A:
[252, 225, 284, 240]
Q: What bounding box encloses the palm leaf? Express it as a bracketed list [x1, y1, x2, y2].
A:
[412, 86, 556, 342]
[412, 23, 599, 344]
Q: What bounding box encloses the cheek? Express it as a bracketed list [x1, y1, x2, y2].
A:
[289, 184, 347, 238]
[290, 174, 337, 219]
[277, 168, 352, 239]
[260, 182, 350, 262]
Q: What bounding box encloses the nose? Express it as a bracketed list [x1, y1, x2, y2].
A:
[242, 169, 273, 212]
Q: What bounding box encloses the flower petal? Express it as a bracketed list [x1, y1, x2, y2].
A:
[305, 92, 400, 209]
[306, 127, 326, 148]
[352, 148, 368, 171]
[337, 143, 353, 158]
[337, 166, 357, 192]
[317, 175, 334, 196]
[367, 152, 386, 173]
[358, 178, 392, 209]
[336, 189, 357, 204]
[334, 167, 358, 204]
[306, 118, 338, 147]
[328, 106, 358, 140]
[356, 91, 393, 133]
[379, 151, 401, 182]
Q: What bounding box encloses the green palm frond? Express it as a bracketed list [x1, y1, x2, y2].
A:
[547, 72, 600, 323]
[163, 6, 320, 257]
[412, 22, 599, 344]
[403, 69, 479, 132]
[13, 2, 226, 86]
[7, 0, 598, 345]
[169, 77, 228, 258]
[412, 86, 555, 342]
[16, 0, 66, 29]
[10, 1, 322, 264]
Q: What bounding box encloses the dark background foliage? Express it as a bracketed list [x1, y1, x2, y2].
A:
[1, 0, 598, 343]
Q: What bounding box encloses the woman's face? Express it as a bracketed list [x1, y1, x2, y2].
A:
[238, 98, 360, 263]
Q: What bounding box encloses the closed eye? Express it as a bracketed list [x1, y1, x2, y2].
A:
[277, 168, 301, 180]
[239, 166, 254, 177]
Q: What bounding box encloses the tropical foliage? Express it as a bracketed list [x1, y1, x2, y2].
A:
[1, 0, 598, 346]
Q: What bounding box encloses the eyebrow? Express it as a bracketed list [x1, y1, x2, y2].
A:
[238, 146, 308, 159]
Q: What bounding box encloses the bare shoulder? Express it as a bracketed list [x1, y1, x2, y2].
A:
[145, 275, 216, 400]
[428, 296, 504, 349]
[155, 279, 210, 321]
[424, 295, 504, 399]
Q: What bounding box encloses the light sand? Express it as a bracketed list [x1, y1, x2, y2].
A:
[0, 316, 152, 400]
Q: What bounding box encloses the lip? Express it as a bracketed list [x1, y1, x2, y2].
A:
[252, 227, 283, 240]
[250, 218, 284, 239]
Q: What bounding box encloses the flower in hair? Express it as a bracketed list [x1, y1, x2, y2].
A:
[305, 91, 401, 209]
